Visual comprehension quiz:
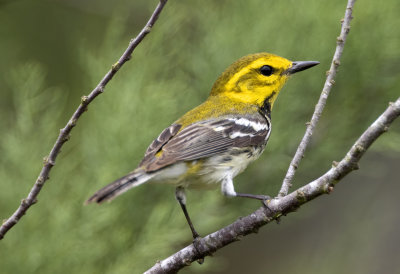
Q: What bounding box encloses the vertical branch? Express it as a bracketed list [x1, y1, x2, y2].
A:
[278, 0, 356, 197]
[0, 0, 169, 240]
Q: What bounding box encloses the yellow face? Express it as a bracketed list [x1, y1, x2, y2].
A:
[177, 54, 317, 128]
[211, 53, 293, 108]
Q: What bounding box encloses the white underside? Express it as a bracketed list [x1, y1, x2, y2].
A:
[150, 146, 264, 195]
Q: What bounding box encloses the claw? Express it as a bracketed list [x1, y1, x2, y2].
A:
[193, 236, 205, 264]
[262, 198, 274, 216]
[262, 197, 271, 207]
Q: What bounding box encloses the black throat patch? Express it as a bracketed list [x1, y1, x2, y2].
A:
[260, 95, 273, 119]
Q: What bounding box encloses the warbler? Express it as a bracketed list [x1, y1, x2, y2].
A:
[86, 53, 319, 239]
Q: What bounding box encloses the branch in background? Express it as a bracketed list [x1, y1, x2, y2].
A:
[0, 0, 169, 240]
[145, 97, 400, 274]
[278, 0, 356, 197]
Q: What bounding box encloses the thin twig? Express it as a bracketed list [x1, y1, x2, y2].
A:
[278, 0, 356, 197]
[145, 97, 400, 274]
[0, 0, 169, 240]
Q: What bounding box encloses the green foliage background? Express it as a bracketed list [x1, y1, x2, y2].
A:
[0, 0, 399, 273]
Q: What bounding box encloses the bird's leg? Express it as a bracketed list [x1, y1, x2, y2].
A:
[221, 176, 271, 201]
[175, 187, 205, 264]
[235, 193, 271, 201]
[175, 187, 200, 239]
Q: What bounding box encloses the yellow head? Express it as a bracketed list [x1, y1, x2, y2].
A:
[210, 53, 319, 108]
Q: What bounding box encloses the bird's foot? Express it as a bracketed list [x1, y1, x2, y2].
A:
[261, 195, 272, 207]
[192, 235, 205, 264]
[261, 196, 277, 218]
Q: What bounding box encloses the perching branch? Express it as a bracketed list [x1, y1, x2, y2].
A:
[278, 0, 356, 197]
[145, 97, 400, 274]
[0, 0, 169, 240]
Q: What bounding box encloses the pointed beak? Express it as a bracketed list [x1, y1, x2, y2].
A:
[284, 61, 320, 75]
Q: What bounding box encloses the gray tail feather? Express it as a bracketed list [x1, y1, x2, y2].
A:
[85, 170, 153, 204]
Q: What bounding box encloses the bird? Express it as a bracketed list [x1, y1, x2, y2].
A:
[86, 52, 319, 240]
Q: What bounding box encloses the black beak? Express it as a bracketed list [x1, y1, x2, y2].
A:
[284, 61, 320, 75]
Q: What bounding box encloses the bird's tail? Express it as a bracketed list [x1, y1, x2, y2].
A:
[85, 169, 154, 204]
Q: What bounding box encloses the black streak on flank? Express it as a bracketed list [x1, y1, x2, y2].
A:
[222, 156, 232, 162]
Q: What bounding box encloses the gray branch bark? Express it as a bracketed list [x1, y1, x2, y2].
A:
[0, 0, 169, 240]
[145, 96, 400, 274]
[279, 0, 356, 197]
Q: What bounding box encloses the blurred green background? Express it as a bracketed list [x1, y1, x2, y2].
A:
[1, 0, 399, 273]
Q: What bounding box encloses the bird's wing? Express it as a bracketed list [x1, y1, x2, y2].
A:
[139, 115, 271, 172]
[139, 123, 182, 167]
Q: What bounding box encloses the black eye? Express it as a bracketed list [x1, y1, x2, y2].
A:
[260, 65, 274, 76]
